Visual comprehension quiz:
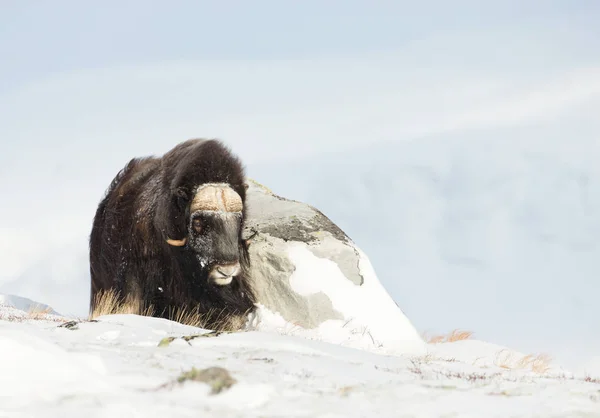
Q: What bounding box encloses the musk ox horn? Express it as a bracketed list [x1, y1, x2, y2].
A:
[190, 183, 243, 213]
[166, 237, 187, 246]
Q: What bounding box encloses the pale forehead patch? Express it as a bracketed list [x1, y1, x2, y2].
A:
[190, 183, 243, 213]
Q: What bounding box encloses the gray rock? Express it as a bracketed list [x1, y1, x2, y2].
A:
[242, 178, 422, 352]
[244, 179, 358, 328]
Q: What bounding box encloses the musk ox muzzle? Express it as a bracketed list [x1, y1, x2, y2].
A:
[209, 262, 241, 286]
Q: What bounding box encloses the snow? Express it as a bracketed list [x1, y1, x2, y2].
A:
[0, 327, 112, 407]
[1, 300, 600, 417]
[283, 242, 425, 355]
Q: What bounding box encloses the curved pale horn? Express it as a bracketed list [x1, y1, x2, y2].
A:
[166, 237, 187, 247]
[190, 183, 243, 213]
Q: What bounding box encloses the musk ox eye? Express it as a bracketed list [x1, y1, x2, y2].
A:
[192, 218, 202, 233]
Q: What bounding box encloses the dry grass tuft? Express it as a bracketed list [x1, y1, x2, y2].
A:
[89, 289, 249, 332]
[520, 353, 553, 374]
[494, 349, 552, 374]
[423, 329, 474, 344]
[90, 289, 155, 319]
[0, 303, 66, 323]
[165, 304, 248, 332]
[584, 375, 600, 384]
[27, 305, 54, 320]
[446, 329, 474, 342]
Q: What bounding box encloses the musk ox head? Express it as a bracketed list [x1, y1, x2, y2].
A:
[166, 182, 246, 286]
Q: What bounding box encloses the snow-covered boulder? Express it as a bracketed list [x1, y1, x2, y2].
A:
[243, 179, 426, 355]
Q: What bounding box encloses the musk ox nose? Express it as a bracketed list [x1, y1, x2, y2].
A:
[209, 262, 240, 286]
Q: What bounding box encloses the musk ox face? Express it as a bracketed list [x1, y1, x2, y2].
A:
[166, 182, 245, 286]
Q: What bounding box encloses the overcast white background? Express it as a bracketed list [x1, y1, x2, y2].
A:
[1, 1, 599, 373]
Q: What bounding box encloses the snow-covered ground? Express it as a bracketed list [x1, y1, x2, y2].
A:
[1, 299, 599, 418]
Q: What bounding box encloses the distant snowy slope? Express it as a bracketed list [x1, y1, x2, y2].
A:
[0, 235, 90, 318]
[0, 294, 58, 315]
[247, 124, 600, 370]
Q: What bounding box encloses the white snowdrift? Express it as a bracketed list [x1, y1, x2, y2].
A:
[1, 301, 599, 418]
[249, 243, 426, 356]
[0, 326, 111, 408]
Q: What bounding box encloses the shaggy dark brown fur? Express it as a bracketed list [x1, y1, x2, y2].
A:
[89, 139, 256, 329]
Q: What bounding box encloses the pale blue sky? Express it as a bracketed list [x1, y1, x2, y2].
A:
[1, 1, 600, 372]
[1, 0, 599, 94]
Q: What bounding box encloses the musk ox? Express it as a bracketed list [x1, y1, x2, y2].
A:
[89, 139, 256, 330]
